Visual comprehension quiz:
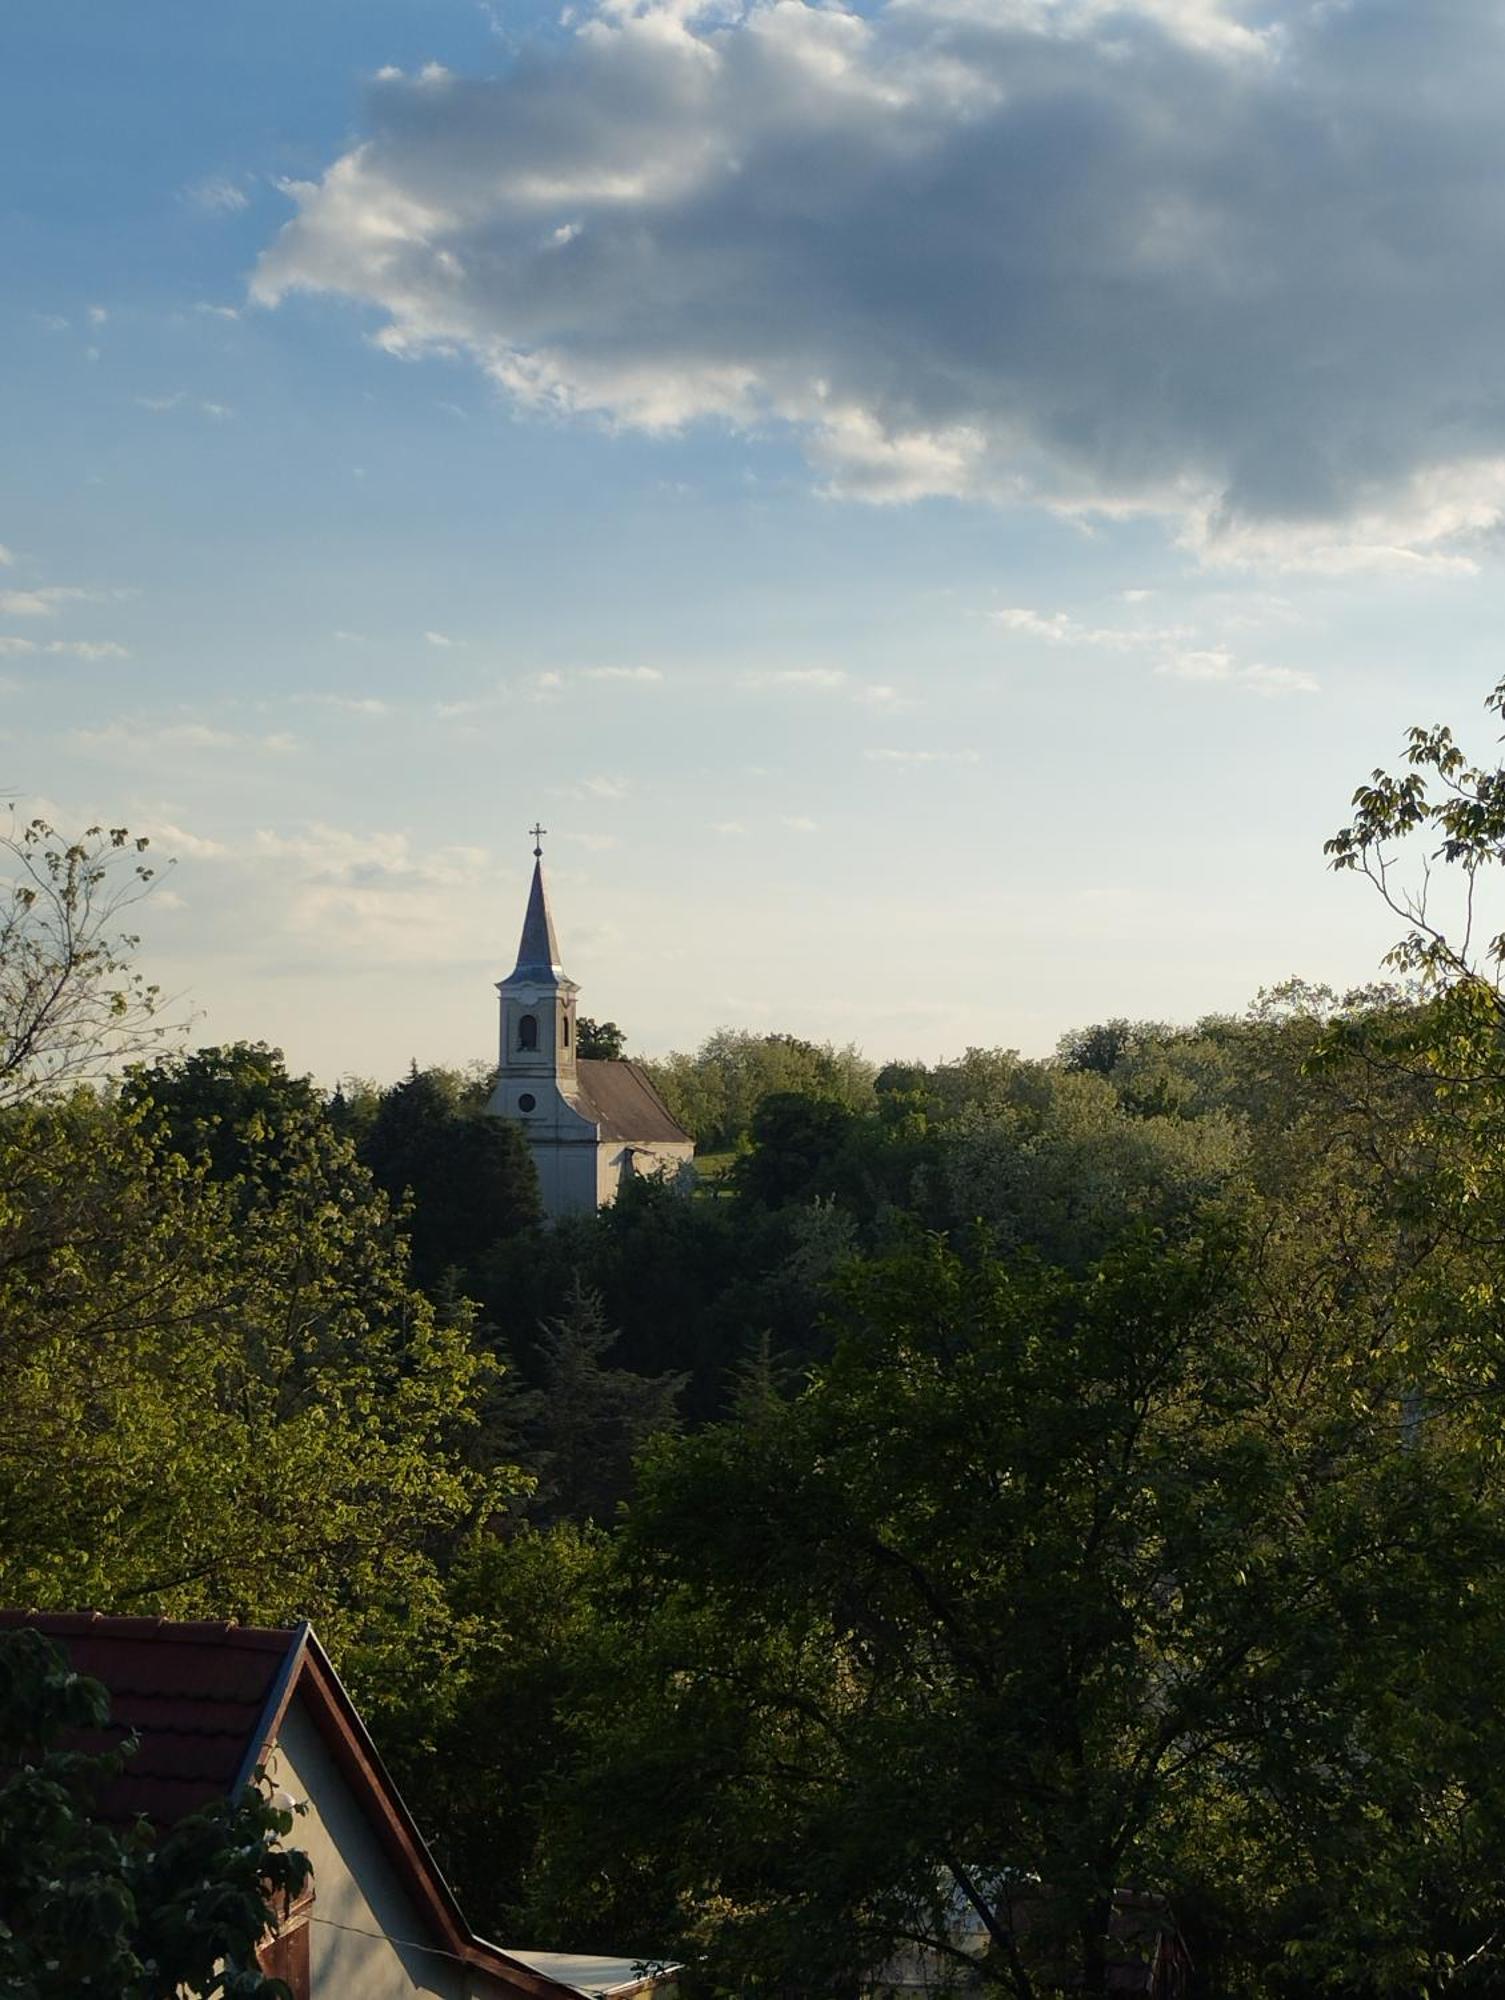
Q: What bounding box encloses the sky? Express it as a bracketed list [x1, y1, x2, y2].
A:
[6, 0, 1505, 1083]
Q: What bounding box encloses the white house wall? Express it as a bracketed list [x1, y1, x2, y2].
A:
[271, 1694, 470, 2000]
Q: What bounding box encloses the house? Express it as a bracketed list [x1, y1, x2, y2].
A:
[485, 831, 694, 1219]
[0, 1611, 677, 2000]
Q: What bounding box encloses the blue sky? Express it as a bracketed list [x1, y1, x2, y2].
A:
[5, 0, 1505, 1082]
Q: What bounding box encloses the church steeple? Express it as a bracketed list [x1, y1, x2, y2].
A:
[495, 825, 579, 1088]
[511, 834, 566, 984]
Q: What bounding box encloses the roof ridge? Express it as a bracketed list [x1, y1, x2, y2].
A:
[0, 1610, 297, 1649]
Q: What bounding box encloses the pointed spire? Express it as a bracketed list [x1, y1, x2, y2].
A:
[507, 831, 566, 983]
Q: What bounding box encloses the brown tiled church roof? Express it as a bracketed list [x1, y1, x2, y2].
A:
[573, 1059, 691, 1145]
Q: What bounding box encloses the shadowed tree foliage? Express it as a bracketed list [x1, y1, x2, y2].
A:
[527, 1277, 686, 1525]
[731, 1090, 859, 1208]
[360, 1064, 541, 1288]
[0, 1625, 311, 2000]
[528, 1230, 1505, 2000]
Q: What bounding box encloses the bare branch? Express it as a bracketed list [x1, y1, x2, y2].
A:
[0, 812, 186, 1105]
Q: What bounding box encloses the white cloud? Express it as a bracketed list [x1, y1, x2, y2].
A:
[186, 175, 250, 214]
[741, 667, 849, 691]
[995, 606, 1191, 651]
[865, 747, 980, 764]
[583, 665, 664, 682]
[580, 774, 629, 799]
[145, 820, 229, 860]
[1154, 650, 1318, 696]
[0, 546, 13, 568]
[195, 301, 241, 320]
[296, 692, 390, 715]
[244, 823, 493, 965]
[250, 0, 1505, 566]
[440, 669, 571, 717]
[0, 637, 36, 657]
[782, 815, 820, 833]
[87, 305, 108, 327]
[711, 819, 747, 835]
[135, 394, 234, 420]
[998, 599, 1315, 692]
[424, 630, 457, 647]
[70, 720, 302, 756]
[44, 640, 130, 661]
[0, 586, 91, 618]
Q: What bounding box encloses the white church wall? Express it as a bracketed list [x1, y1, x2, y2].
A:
[596, 1142, 696, 1207]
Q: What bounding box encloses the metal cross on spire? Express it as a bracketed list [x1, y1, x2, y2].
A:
[530, 822, 547, 858]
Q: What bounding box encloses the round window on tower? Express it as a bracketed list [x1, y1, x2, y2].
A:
[518, 1092, 536, 1113]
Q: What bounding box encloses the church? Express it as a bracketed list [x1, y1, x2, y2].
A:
[486, 834, 695, 1218]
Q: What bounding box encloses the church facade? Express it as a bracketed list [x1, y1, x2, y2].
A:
[485, 842, 694, 1219]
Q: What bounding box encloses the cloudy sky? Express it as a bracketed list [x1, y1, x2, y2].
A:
[6, 0, 1505, 1082]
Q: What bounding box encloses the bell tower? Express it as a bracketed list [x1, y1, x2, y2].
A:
[495, 825, 579, 1100]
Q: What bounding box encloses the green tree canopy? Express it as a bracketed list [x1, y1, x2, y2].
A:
[360, 1063, 541, 1288]
[531, 1229, 1505, 1998]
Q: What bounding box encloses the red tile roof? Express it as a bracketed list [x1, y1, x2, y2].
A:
[574, 1059, 692, 1145]
[0, 1611, 297, 1827]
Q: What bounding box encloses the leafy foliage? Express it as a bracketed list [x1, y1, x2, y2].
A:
[643, 1030, 876, 1150]
[0, 1076, 512, 1675]
[0, 1625, 310, 1999]
[577, 1017, 628, 1060]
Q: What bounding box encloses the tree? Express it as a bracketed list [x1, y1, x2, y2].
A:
[360, 1064, 541, 1289]
[526, 1278, 686, 1524]
[530, 1232, 1505, 1999]
[0, 1624, 310, 1999]
[1325, 674, 1505, 1004]
[0, 1086, 513, 1681]
[381, 1525, 608, 1941]
[0, 814, 178, 1105]
[732, 1090, 858, 1208]
[644, 1031, 876, 1150]
[122, 1042, 325, 1188]
[577, 1017, 627, 1060]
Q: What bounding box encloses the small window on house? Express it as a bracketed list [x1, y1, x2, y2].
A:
[562, 1014, 571, 1047]
[518, 1014, 538, 1051]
